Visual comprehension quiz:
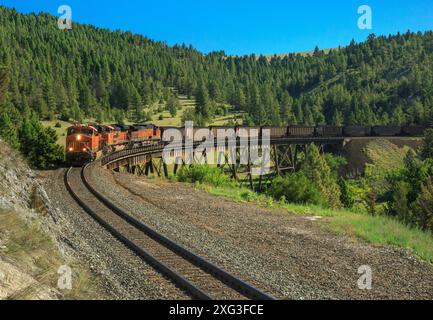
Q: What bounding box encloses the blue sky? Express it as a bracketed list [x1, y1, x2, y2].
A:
[1, 0, 433, 55]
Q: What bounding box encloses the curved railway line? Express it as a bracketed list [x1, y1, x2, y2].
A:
[64, 165, 275, 300]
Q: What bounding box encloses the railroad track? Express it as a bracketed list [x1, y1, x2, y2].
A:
[64, 165, 275, 300]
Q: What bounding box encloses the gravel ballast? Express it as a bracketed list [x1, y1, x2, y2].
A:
[43, 168, 187, 300]
[86, 161, 433, 300]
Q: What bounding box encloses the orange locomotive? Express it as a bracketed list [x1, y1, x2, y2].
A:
[66, 125, 100, 165]
[128, 124, 161, 141]
[66, 124, 161, 166]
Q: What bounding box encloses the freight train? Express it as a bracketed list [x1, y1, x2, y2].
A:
[66, 124, 161, 165]
[66, 124, 427, 165]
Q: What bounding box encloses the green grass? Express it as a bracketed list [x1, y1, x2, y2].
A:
[41, 120, 72, 146]
[209, 112, 244, 126]
[151, 109, 186, 126]
[150, 94, 244, 127]
[151, 95, 195, 127]
[193, 183, 433, 263]
[330, 213, 433, 263]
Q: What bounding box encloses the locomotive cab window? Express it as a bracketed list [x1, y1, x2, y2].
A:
[67, 128, 95, 136]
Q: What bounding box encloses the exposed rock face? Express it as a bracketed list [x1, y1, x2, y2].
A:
[0, 140, 61, 234]
[0, 140, 62, 300]
[0, 140, 36, 211]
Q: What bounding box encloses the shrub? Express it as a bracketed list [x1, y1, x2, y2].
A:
[54, 122, 62, 128]
[414, 177, 433, 232]
[338, 177, 355, 208]
[420, 129, 433, 160]
[302, 144, 341, 208]
[177, 165, 232, 187]
[59, 113, 70, 122]
[19, 118, 64, 169]
[0, 112, 20, 149]
[268, 173, 325, 206]
[240, 190, 257, 202]
[388, 181, 413, 223]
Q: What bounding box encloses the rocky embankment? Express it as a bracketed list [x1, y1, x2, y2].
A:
[0, 140, 61, 299]
[0, 140, 105, 299]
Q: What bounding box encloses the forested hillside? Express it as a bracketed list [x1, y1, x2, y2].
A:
[1, 5, 433, 127]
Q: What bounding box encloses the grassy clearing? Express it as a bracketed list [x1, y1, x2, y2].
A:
[150, 93, 244, 127]
[41, 120, 72, 146]
[193, 183, 433, 263]
[0, 209, 107, 300]
[209, 112, 244, 126]
[330, 213, 433, 263]
[151, 95, 195, 127]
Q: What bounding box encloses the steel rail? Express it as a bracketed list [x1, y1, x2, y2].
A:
[81, 164, 275, 300]
[64, 167, 213, 300]
[65, 166, 275, 300]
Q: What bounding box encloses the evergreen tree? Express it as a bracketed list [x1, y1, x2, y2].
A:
[195, 83, 210, 123]
[420, 129, 433, 160]
[234, 87, 246, 111]
[0, 112, 20, 149]
[390, 181, 412, 225]
[303, 144, 342, 208]
[19, 118, 64, 169]
[0, 66, 9, 105]
[167, 95, 179, 118]
[129, 86, 143, 122]
[415, 177, 433, 232]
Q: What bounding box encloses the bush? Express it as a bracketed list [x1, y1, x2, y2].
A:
[241, 190, 257, 202]
[59, 113, 70, 122]
[338, 177, 355, 208]
[0, 112, 20, 149]
[302, 144, 341, 208]
[414, 177, 433, 232]
[388, 181, 412, 223]
[54, 122, 62, 128]
[177, 165, 232, 187]
[19, 118, 64, 169]
[268, 173, 325, 206]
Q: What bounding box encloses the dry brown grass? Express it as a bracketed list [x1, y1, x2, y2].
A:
[0, 209, 107, 300]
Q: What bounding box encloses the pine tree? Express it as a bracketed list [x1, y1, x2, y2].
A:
[129, 87, 143, 122]
[19, 117, 64, 169]
[209, 81, 221, 102]
[0, 66, 10, 106]
[303, 144, 342, 208]
[390, 181, 412, 224]
[167, 95, 179, 117]
[195, 83, 210, 123]
[415, 177, 433, 232]
[420, 129, 433, 160]
[234, 87, 246, 111]
[0, 112, 20, 149]
[280, 91, 294, 124]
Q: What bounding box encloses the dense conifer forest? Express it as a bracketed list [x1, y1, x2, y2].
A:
[0, 5, 433, 255]
[1, 6, 433, 127]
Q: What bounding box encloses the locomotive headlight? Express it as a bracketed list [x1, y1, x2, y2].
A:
[69, 147, 73, 152]
[82, 148, 87, 152]
[77, 135, 82, 141]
